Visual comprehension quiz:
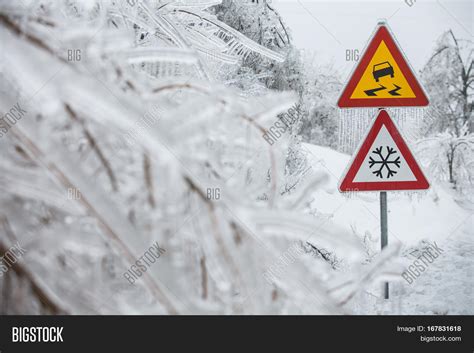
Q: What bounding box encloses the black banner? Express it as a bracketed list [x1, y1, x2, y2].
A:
[0, 315, 472, 352]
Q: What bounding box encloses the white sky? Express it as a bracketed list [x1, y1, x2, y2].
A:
[273, 0, 473, 76]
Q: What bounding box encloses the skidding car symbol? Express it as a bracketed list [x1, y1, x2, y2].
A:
[373, 62, 394, 82]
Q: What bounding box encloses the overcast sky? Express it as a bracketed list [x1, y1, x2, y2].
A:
[273, 0, 473, 75]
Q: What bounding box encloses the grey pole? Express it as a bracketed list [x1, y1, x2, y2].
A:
[380, 191, 389, 299]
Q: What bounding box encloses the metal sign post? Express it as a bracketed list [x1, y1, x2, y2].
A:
[380, 191, 389, 299]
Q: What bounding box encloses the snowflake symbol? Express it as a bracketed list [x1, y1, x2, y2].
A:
[368, 146, 401, 179]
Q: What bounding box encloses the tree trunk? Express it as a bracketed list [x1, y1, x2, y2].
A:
[447, 146, 456, 188]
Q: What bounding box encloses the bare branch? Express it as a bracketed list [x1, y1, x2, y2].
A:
[0, 236, 68, 314]
[65, 103, 119, 192]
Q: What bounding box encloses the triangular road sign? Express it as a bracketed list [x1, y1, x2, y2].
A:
[338, 23, 429, 108]
[339, 110, 429, 192]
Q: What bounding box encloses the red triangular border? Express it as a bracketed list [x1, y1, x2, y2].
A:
[339, 110, 430, 192]
[338, 24, 429, 108]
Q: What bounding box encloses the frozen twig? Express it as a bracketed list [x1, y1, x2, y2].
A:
[0, 237, 68, 314]
[65, 103, 119, 192]
[143, 152, 156, 208]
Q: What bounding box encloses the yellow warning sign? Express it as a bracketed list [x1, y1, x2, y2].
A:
[338, 24, 429, 107]
[350, 41, 416, 99]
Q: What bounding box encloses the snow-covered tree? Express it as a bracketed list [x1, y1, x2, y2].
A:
[298, 55, 342, 149]
[419, 30, 473, 189]
[417, 125, 474, 189]
[212, 0, 303, 108]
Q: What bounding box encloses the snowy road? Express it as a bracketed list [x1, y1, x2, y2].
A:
[394, 217, 473, 315]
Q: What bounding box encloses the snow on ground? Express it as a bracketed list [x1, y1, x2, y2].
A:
[302, 143, 473, 314]
[391, 224, 473, 315]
